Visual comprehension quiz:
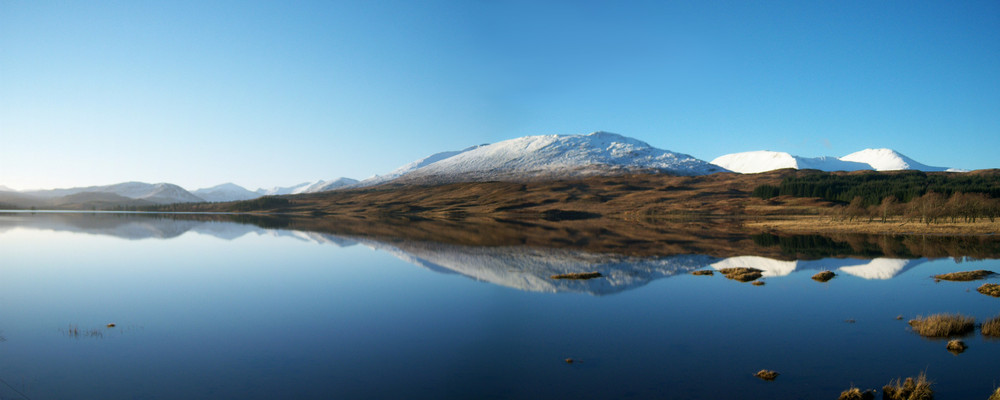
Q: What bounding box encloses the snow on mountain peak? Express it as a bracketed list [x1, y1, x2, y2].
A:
[298, 177, 360, 193]
[711, 151, 872, 173]
[192, 183, 261, 202]
[256, 182, 312, 196]
[368, 131, 724, 184]
[712, 147, 958, 173]
[839, 148, 949, 172]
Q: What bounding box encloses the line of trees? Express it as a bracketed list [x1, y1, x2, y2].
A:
[836, 192, 1000, 224]
[753, 171, 1000, 206]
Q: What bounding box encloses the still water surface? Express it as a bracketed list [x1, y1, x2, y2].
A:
[0, 213, 998, 399]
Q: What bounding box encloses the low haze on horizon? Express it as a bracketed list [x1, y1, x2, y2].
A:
[2, 1, 998, 191]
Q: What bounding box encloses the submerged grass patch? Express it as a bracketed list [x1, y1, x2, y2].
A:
[719, 267, 763, 282]
[982, 315, 1000, 337]
[908, 313, 975, 337]
[978, 283, 1000, 297]
[550, 272, 603, 280]
[882, 373, 933, 400]
[837, 387, 874, 400]
[812, 270, 836, 282]
[933, 270, 995, 281]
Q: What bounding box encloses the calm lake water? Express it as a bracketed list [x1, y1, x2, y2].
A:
[1, 212, 998, 399]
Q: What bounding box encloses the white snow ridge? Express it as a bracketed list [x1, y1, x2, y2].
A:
[357, 131, 725, 186]
[839, 148, 956, 172]
[710, 151, 871, 174]
[712, 148, 960, 174]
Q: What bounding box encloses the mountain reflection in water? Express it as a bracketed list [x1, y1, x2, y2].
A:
[0, 212, 995, 293]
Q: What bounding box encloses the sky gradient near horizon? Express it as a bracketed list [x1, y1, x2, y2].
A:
[2, 1, 998, 191]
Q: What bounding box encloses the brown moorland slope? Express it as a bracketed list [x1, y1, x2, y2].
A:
[152, 169, 1000, 235]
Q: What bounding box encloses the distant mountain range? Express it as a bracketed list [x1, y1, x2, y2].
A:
[0, 131, 969, 208]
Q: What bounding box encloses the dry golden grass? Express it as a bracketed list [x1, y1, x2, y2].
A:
[945, 339, 967, 354]
[812, 270, 836, 282]
[751, 280, 765, 286]
[982, 315, 1000, 337]
[978, 283, 1000, 297]
[989, 387, 1000, 400]
[550, 272, 602, 280]
[837, 387, 874, 400]
[882, 373, 933, 400]
[691, 270, 714, 276]
[933, 270, 996, 281]
[719, 267, 763, 282]
[908, 314, 975, 337]
[744, 215, 1000, 235]
[754, 369, 778, 381]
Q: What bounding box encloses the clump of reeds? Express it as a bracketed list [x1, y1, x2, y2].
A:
[907, 313, 975, 337]
[812, 270, 836, 282]
[751, 280, 765, 286]
[982, 314, 1000, 337]
[719, 267, 763, 282]
[691, 270, 714, 276]
[978, 283, 1000, 297]
[754, 369, 778, 381]
[988, 387, 1000, 400]
[932, 270, 995, 281]
[837, 387, 874, 400]
[550, 272, 603, 280]
[945, 339, 967, 354]
[882, 373, 933, 400]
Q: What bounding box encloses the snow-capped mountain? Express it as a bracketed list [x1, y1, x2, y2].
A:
[23, 182, 204, 204]
[712, 148, 958, 173]
[710, 151, 872, 174]
[0, 185, 14, 192]
[355, 131, 725, 186]
[839, 148, 957, 172]
[255, 182, 312, 196]
[298, 177, 360, 193]
[193, 183, 262, 202]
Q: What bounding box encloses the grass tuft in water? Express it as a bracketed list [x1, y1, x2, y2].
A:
[945, 339, 966, 354]
[932, 270, 995, 281]
[988, 387, 1000, 400]
[719, 267, 763, 282]
[690, 270, 714, 276]
[882, 373, 933, 400]
[812, 270, 836, 282]
[837, 387, 874, 400]
[907, 314, 975, 337]
[754, 369, 778, 381]
[982, 315, 1000, 337]
[978, 283, 1000, 297]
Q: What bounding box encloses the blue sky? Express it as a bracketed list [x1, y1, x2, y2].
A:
[2, 0, 998, 191]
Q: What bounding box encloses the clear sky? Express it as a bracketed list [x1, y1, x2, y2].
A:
[2, 0, 998, 191]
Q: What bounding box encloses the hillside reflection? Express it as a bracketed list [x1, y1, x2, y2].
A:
[3, 212, 997, 294]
